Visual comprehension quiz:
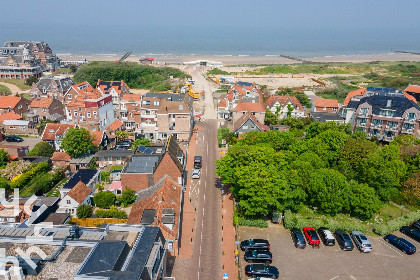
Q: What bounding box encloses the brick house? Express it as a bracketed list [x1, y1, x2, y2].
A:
[50, 151, 72, 169]
[232, 101, 266, 125]
[63, 81, 95, 105]
[41, 123, 75, 150]
[139, 93, 194, 142]
[30, 76, 75, 102]
[0, 96, 30, 116]
[120, 94, 142, 132]
[234, 112, 268, 134]
[0, 111, 22, 125]
[95, 150, 132, 168]
[96, 80, 130, 116]
[343, 92, 420, 141]
[127, 175, 183, 256]
[106, 119, 124, 135]
[29, 97, 64, 122]
[65, 87, 115, 131]
[2, 120, 36, 134]
[311, 98, 339, 113]
[264, 94, 305, 119]
[57, 181, 93, 215]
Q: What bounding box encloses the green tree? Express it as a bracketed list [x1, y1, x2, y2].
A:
[69, 65, 78, 73]
[0, 149, 9, 167]
[286, 104, 294, 118]
[25, 76, 39, 86]
[131, 138, 151, 151]
[118, 188, 137, 207]
[87, 158, 98, 170]
[349, 182, 381, 220]
[76, 204, 93, 219]
[402, 171, 420, 205]
[0, 177, 10, 190]
[115, 130, 129, 140]
[61, 127, 93, 157]
[93, 191, 116, 209]
[392, 134, 420, 146]
[37, 119, 52, 134]
[27, 141, 55, 157]
[264, 109, 279, 125]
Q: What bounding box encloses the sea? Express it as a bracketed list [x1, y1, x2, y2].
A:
[1, 24, 420, 58]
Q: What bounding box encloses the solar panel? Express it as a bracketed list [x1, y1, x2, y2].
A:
[138, 145, 147, 152]
[144, 148, 153, 154]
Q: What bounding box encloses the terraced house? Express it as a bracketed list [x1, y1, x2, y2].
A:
[30, 75, 75, 102]
[96, 79, 130, 117]
[343, 88, 420, 141]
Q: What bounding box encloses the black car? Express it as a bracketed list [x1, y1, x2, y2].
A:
[401, 226, 420, 243]
[412, 219, 420, 231]
[318, 227, 335, 246]
[385, 234, 416, 255]
[194, 156, 202, 169]
[245, 264, 279, 279]
[6, 136, 23, 142]
[244, 250, 272, 263]
[240, 239, 270, 251]
[290, 228, 306, 249]
[334, 230, 354, 251]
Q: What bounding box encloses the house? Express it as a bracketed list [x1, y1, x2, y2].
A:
[96, 80, 130, 116]
[65, 85, 115, 131]
[41, 123, 75, 150]
[90, 130, 109, 148]
[60, 169, 100, 198]
[41, 212, 70, 225]
[0, 111, 22, 125]
[121, 136, 184, 192]
[405, 85, 420, 102]
[28, 97, 64, 123]
[2, 120, 36, 135]
[0, 96, 30, 116]
[109, 181, 122, 195]
[264, 94, 305, 119]
[232, 101, 266, 124]
[120, 93, 142, 131]
[233, 112, 268, 134]
[106, 119, 124, 135]
[95, 150, 132, 167]
[69, 154, 95, 173]
[139, 57, 154, 64]
[63, 81, 95, 104]
[57, 181, 93, 215]
[50, 151, 72, 169]
[312, 98, 339, 112]
[343, 93, 420, 141]
[139, 93, 194, 142]
[128, 175, 183, 256]
[30, 76, 75, 101]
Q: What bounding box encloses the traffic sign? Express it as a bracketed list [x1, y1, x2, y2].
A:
[223, 272, 228, 279]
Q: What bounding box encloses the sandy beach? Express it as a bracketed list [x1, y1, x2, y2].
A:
[58, 52, 420, 66]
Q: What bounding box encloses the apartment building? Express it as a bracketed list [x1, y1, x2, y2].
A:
[120, 93, 142, 131]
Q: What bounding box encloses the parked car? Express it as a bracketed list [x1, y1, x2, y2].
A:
[412, 219, 420, 231]
[240, 239, 270, 251]
[318, 227, 335, 246]
[303, 227, 320, 246]
[290, 228, 306, 249]
[5, 136, 23, 142]
[350, 231, 372, 253]
[335, 230, 354, 251]
[194, 156, 202, 169]
[192, 169, 200, 179]
[245, 264, 279, 279]
[114, 145, 128, 150]
[117, 142, 131, 148]
[401, 226, 420, 243]
[248, 278, 274, 280]
[244, 250, 272, 263]
[384, 234, 416, 255]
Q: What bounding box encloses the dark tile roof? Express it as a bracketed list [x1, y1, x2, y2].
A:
[140, 209, 156, 225]
[165, 135, 183, 172]
[95, 150, 133, 158]
[125, 155, 160, 173]
[143, 92, 185, 101]
[63, 169, 99, 190]
[42, 213, 70, 225]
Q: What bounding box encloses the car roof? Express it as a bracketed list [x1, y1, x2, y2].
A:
[194, 156, 202, 159]
[351, 231, 363, 235]
[304, 227, 315, 231]
[323, 230, 335, 239]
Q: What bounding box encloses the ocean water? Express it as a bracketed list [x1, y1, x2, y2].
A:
[1, 24, 420, 58]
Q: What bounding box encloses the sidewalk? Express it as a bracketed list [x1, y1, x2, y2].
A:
[220, 146, 238, 280]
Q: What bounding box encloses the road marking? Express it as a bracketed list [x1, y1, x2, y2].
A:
[378, 239, 403, 256]
[350, 276, 357, 280]
[330, 276, 339, 280]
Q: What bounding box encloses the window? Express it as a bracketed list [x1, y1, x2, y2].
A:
[243, 125, 248, 129]
[9, 126, 16, 129]
[87, 112, 91, 118]
[93, 111, 97, 119]
[20, 125, 25, 131]
[154, 101, 159, 106]
[387, 121, 398, 128]
[68, 94, 72, 99]
[379, 109, 395, 117]
[66, 200, 71, 204]
[42, 108, 46, 113]
[142, 100, 150, 105]
[74, 110, 78, 117]
[323, 107, 326, 110]
[408, 113, 416, 119]
[361, 108, 369, 114]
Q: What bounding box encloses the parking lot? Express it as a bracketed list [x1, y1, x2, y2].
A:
[1, 136, 41, 150]
[238, 224, 420, 280]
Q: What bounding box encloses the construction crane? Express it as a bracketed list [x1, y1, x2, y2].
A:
[118, 51, 132, 62]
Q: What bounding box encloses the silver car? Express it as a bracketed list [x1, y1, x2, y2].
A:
[192, 169, 200, 179]
[351, 231, 372, 253]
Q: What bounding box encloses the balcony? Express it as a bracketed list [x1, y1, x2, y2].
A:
[404, 118, 417, 123]
[357, 122, 367, 127]
[120, 107, 128, 112]
[383, 136, 394, 142]
[384, 126, 398, 132]
[370, 123, 383, 129]
[358, 112, 369, 117]
[401, 127, 414, 134]
[141, 114, 156, 119]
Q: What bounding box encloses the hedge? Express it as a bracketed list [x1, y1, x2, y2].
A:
[10, 162, 51, 190]
[233, 211, 268, 228]
[373, 210, 420, 235]
[20, 168, 64, 196]
[283, 210, 368, 232]
[96, 208, 127, 219]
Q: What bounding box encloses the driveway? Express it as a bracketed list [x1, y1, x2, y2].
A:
[1, 137, 41, 150]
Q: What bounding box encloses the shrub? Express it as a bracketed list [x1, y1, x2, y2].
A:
[77, 205, 93, 219]
[21, 168, 64, 196]
[95, 206, 127, 219]
[237, 217, 268, 228]
[101, 171, 110, 182]
[93, 191, 116, 209]
[118, 188, 136, 207]
[10, 162, 51, 190]
[373, 210, 420, 235]
[27, 142, 54, 157]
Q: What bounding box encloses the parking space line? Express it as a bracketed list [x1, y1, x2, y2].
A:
[378, 239, 404, 256]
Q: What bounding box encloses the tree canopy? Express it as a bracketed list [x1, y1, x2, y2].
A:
[61, 127, 94, 157]
[28, 141, 55, 157]
[0, 149, 9, 167]
[93, 191, 116, 209]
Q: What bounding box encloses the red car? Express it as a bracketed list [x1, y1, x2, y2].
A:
[304, 227, 321, 245]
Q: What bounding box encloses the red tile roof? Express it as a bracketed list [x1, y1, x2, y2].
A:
[343, 88, 367, 106]
[106, 119, 124, 132]
[404, 92, 417, 103]
[30, 97, 53, 108]
[228, 84, 260, 96]
[90, 131, 104, 147]
[122, 94, 142, 102]
[51, 152, 72, 162]
[66, 88, 103, 108]
[96, 80, 129, 96]
[233, 102, 265, 112]
[217, 99, 227, 108]
[314, 98, 339, 108]
[0, 112, 22, 123]
[0, 96, 21, 109]
[405, 85, 420, 94]
[264, 94, 303, 109]
[66, 181, 91, 204]
[41, 123, 75, 141]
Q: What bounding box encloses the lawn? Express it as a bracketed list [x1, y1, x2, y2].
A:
[0, 79, 31, 90]
[46, 177, 68, 197]
[0, 85, 11, 94]
[110, 165, 123, 172]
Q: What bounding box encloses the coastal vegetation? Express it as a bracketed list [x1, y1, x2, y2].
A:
[73, 61, 188, 91]
[0, 79, 31, 90]
[216, 123, 420, 234]
[0, 85, 11, 94]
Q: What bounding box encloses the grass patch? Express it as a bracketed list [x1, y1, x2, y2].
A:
[215, 85, 230, 93]
[46, 177, 68, 197]
[0, 85, 11, 94]
[56, 68, 72, 74]
[0, 79, 31, 90]
[109, 165, 123, 172]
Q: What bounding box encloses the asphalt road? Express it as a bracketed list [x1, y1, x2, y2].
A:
[190, 119, 222, 280]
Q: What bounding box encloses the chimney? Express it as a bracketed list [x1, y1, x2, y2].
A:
[387, 99, 392, 107]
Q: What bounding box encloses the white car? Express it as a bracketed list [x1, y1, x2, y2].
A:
[192, 169, 200, 179]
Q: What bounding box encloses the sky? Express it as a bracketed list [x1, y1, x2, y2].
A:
[1, 0, 420, 55]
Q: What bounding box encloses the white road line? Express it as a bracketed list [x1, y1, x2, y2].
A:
[378, 239, 404, 256]
[350, 276, 357, 280]
[329, 276, 339, 280]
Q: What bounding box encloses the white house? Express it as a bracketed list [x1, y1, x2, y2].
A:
[56, 181, 92, 215]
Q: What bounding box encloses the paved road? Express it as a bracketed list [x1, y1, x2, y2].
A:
[0, 81, 30, 95]
[190, 119, 222, 279]
[189, 66, 218, 119]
